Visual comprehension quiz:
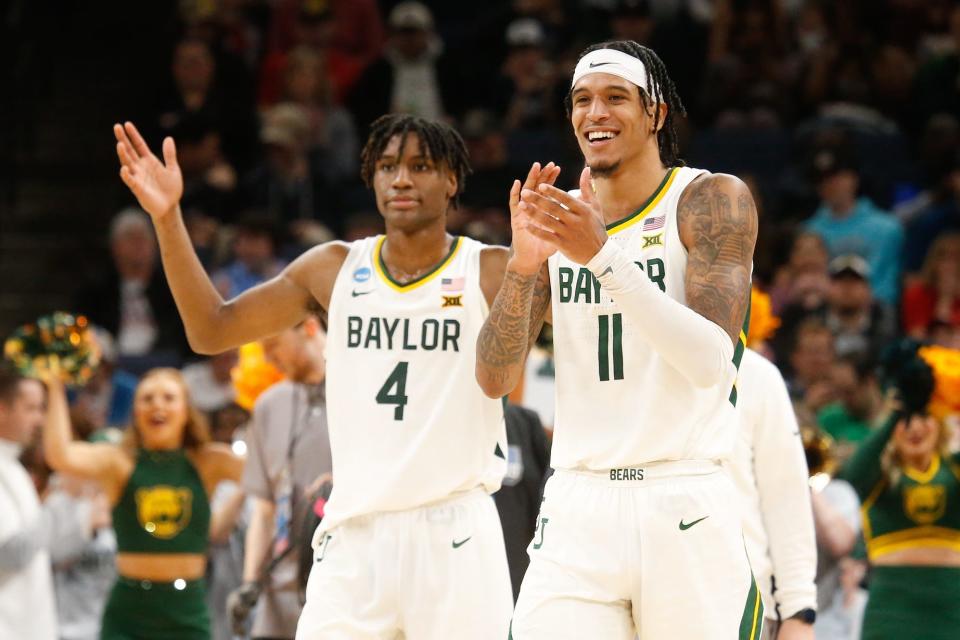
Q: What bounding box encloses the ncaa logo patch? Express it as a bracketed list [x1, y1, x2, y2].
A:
[353, 267, 371, 283]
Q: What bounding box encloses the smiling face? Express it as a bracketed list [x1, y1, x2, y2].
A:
[569, 72, 665, 177]
[893, 414, 941, 468]
[133, 372, 190, 451]
[372, 133, 457, 232]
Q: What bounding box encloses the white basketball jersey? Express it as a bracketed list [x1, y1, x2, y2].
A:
[548, 166, 748, 471]
[321, 235, 507, 530]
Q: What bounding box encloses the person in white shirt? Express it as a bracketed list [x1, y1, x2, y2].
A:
[728, 290, 817, 639]
[0, 366, 102, 640]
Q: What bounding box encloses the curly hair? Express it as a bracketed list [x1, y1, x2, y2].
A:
[360, 114, 472, 209]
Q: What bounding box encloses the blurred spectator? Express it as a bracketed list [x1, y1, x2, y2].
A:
[914, 5, 960, 124]
[491, 19, 559, 132]
[805, 145, 904, 305]
[702, 0, 789, 129]
[263, 0, 383, 80]
[155, 37, 259, 171]
[231, 316, 331, 640]
[70, 328, 138, 430]
[279, 46, 358, 186]
[811, 471, 864, 640]
[75, 208, 188, 367]
[182, 350, 240, 414]
[902, 232, 960, 338]
[903, 150, 960, 273]
[259, 1, 369, 106]
[458, 109, 513, 212]
[170, 113, 238, 222]
[494, 403, 551, 603]
[894, 114, 959, 227]
[49, 474, 116, 640]
[213, 216, 287, 299]
[242, 105, 323, 224]
[347, 2, 458, 134]
[0, 367, 100, 640]
[823, 255, 897, 356]
[769, 231, 831, 314]
[786, 320, 836, 413]
[817, 353, 885, 458]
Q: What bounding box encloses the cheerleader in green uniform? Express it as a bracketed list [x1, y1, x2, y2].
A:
[838, 346, 960, 640]
[43, 368, 244, 639]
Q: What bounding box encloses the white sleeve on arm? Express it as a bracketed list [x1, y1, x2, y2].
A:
[752, 356, 817, 618]
[0, 496, 92, 572]
[586, 239, 735, 388]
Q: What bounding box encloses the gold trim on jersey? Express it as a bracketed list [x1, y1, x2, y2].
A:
[606, 167, 678, 235]
[866, 525, 960, 559]
[373, 236, 462, 292]
[903, 455, 941, 484]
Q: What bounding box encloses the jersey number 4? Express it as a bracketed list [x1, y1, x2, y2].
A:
[376, 361, 409, 420]
[598, 313, 624, 381]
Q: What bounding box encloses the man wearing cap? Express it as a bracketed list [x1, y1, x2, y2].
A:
[477, 40, 761, 638]
[805, 146, 903, 306]
[347, 1, 456, 134]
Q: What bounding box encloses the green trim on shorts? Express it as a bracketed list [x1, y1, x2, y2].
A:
[738, 574, 763, 640]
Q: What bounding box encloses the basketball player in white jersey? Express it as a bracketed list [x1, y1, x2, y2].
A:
[477, 41, 761, 639]
[113, 114, 554, 639]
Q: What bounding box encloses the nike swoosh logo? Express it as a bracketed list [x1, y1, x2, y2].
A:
[679, 516, 709, 531]
[452, 537, 472, 549]
[599, 266, 613, 277]
[589, 62, 614, 68]
[351, 290, 373, 297]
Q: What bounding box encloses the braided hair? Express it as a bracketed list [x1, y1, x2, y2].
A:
[566, 40, 686, 167]
[360, 114, 472, 209]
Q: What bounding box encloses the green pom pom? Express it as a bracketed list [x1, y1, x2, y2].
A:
[3, 312, 101, 386]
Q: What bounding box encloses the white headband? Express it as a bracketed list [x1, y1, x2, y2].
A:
[571, 49, 659, 101]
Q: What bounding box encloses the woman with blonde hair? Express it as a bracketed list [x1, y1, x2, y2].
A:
[43, 368, 244, 639]
[837, 344, 960, 639]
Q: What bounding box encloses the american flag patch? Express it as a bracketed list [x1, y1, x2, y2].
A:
[441, 277, 465, 291]
[642, 215, 665, 231]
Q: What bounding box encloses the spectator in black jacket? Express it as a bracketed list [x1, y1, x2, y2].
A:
[75, 208, 189, 371]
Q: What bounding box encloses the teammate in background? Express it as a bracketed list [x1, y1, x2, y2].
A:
[113, 114, 538, 639]
[728, 289, 817, 639]
[477, 40, 759, 638]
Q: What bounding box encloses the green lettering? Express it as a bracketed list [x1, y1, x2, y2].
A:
[559, 267, 573, 303]
[421, 319, 439, 351]
[363, 317, 382, 349]
[347, 316, 362, 348]
[574, 268, 593, 303]
[442, 319, 460, 352]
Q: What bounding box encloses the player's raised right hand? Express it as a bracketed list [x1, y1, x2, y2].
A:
[114, 122, 183, 221]
[509, 161, 561, 274]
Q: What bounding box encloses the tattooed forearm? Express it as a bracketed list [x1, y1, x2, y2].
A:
[476, 266, 551, 395]
[677, 174, 758, 343]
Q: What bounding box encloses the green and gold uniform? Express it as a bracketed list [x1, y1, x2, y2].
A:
[838, 416, 960, 640]
[100, 449, 211, 640]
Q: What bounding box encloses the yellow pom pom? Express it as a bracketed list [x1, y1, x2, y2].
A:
[918, 345, 960, 420]
[231, 342, 284, 411]
[747, 287, 781, 348]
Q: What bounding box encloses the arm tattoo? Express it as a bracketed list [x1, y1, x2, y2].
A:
[477, 267, 551, 388]
[677, 175, 757, 343]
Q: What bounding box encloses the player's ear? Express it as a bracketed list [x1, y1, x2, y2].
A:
[445, 170, 457, 200]
[302, 315, 320, 337]
[652, 103, 668, 133]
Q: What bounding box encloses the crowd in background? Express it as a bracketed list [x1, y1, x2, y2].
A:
[4, 0, 960, 638]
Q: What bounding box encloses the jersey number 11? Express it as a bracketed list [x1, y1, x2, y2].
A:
[598, 313, 624, 381]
